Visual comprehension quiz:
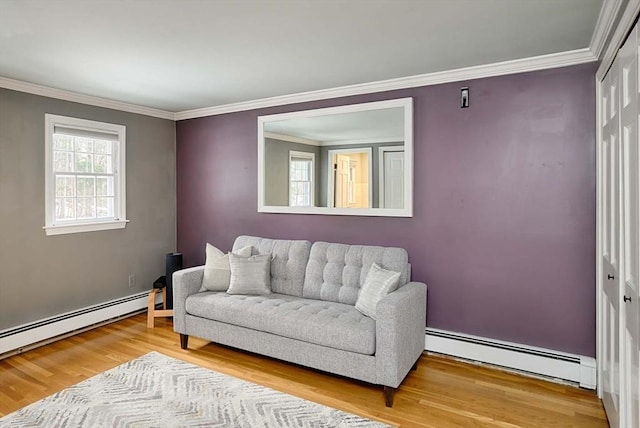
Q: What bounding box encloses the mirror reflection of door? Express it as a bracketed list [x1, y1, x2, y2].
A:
[329, 148, 372, 208]
[379, 147, 405, 209]
[334, 154, 350, 208]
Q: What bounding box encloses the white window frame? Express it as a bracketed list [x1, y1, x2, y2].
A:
[288, 150, 315, 207]
[44, 114, 128, 236]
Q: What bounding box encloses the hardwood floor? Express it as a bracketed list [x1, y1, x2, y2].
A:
[0, 313, 608, 427]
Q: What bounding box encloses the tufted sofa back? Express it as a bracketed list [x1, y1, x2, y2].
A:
[233, 236, 312, 297]
[302, 242, 410, 305]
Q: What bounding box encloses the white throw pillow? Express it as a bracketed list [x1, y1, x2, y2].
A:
[355, 263, 401, 320]
[227, 253, 272, 295]
[201, 243, 252, 291]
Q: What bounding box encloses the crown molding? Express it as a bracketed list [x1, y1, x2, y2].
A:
[2, 48, 598, 122]
[596, 0, 640, 80]
[590, 0, 624, 59]
[263, 132, 321, 146]
[0, 77, 175, 120]
[175, 48, 596, 120]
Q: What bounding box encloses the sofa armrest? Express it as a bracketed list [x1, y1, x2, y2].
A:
[375, 281, 427, 387]
[172, 266, 204, 334]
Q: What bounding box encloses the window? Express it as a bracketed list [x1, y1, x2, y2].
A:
[44, 114, 128, 235]
[289, 151, 315, 207]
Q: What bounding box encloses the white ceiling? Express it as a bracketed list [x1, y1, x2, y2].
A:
[0, 0, 604, 114]
[265, 107, 405, 145]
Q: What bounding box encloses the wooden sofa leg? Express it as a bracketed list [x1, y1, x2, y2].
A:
[412, 360, 418, 371]
[180, 334, 189, 350]
[384, 386, 396, 407]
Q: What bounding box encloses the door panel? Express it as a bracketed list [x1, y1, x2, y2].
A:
[334, 154, 350, 208]
[383, 151, 404, 209]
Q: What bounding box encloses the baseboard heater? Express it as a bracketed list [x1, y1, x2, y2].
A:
[424, 327, 596, 389]
[0, 291, 161, 357]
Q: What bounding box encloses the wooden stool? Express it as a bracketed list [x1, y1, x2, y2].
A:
[147, 288, 173, 328]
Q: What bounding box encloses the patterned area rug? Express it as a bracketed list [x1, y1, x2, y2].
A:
[0, 351, 391, 427]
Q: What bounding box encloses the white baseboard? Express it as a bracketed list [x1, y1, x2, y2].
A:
[0, 298, 598, 390]
[425, 328, 597, 389]
[0, 291, 163, 355]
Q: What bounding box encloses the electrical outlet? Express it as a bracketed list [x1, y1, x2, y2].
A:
[128, 274, 136, 288]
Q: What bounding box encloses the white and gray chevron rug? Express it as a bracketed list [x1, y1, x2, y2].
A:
[0, 351, 392, 428]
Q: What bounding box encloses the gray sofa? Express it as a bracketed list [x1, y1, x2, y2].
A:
[173, 236, 427, 406]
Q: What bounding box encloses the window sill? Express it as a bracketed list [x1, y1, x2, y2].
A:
[43, 220, 129, 236]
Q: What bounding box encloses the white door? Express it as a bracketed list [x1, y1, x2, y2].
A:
[620, 25, 640, 428]
[382, 151, 404, 209]
[601, 23, 640, 428]
[602, 54, 623, 428]
[334, 154, 350, 208]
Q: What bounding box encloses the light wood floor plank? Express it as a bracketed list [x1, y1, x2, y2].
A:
[0, 314, 608, 427]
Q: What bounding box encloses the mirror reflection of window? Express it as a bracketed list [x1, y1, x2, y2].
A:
[289, 151, 315, 207]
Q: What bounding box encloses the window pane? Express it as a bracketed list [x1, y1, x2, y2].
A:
[55, 197, 75, 220]
[96, 176, 114, 196]
[94, 155, 112, 173]
[290, 182, 311, 207]
[76, 197, 96, 219]
[75, 153, 92, 173]
[55, 175, 75, 197]
[77, 176, 95, 196]
[75, 137, 93, 153]
[97, 197, 114, 218]
[53, 151, 73, 172]
[94, 139, 112, 155]
[53, 134, 73, 151]
[290, 160, 311, 181]
[301, 161, 311, 180]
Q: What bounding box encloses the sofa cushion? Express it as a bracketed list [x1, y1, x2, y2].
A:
[185, 292, 375, 355]
[232, 236, 312, 297]
[355, 263, 401, 319]
[201, 244, 252, 291]
[227, 254, 272, 295]
[303, 242, 409, 305]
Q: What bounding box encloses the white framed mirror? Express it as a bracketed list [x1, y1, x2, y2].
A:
[258, 97, 413, 217]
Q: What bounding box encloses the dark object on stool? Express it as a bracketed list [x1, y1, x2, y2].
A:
[165, 253, 183, 310]
[153, 276, 166, 289]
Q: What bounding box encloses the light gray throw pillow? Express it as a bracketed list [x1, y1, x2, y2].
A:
[201, 243, 252, 291]
[227, 253, 272, 295]
[355, 262, 401, 320]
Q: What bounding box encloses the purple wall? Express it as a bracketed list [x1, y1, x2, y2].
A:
[176, 63, 597, 357]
